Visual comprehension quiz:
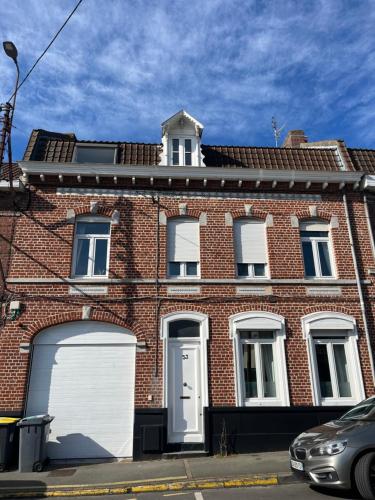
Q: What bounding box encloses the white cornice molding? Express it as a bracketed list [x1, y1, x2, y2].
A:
[19, 161, 364, 185]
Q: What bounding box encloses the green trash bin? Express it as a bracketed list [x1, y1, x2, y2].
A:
[0, 417, 20, 472]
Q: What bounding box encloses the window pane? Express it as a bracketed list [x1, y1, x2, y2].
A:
[173, 153, 179, 165]
[185, 139, 192, 152]
[75, 147, 115, 163]
[169, 320, 200, 338]
[300, 231, 329, 238]
[169, 262, 181, 276]
[93, 239, 108, 275]
[185, 152, 192, 166]
[315, 344, 333, 397]
[75, 239, 90, 275]
[302, 241, 316, 276]
[77, 222, 110, 235]
[237, 263, 249, 276]
[253, 263, 266, 277]
[243, 344, 257, 398]
[261, 344, 276, 397]
[240, 331, 274, 340]
[173, 139, 179, 152]
[333, 344, 352, 397]
[318, 241, 333, 276]
[186, 262, 198, 275]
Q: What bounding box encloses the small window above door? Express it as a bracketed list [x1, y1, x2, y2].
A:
[169, 320, 200, 338]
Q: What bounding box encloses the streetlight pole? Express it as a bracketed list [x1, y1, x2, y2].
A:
[0, 41, 19, 189]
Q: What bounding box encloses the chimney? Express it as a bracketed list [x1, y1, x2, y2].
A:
[282, 130, 308, 148]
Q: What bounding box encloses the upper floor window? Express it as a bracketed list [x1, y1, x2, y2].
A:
[300, 220, 334, 278]
[74, 145, 116, 163]
[72, 217, 111, 277]
[233, 219, 268, 278]
[167, 217, 200, 277]
[171, 138, 194, 166]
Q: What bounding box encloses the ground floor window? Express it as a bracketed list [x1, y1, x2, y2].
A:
[230, 312, 289, 407]
[302, 312, 365, 406]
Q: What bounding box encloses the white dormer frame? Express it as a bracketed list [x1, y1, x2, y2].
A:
[161, 110, 204, 167]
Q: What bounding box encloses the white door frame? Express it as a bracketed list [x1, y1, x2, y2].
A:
[161, 312, 209, 443]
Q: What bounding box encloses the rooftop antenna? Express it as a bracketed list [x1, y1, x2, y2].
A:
[272, 116, 285, 147]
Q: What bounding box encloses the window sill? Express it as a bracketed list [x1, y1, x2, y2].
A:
[320, 399, 359, 407]
[243, 399, 286, 407]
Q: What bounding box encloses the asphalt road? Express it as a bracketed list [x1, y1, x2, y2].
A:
[42, 483, 361, 500]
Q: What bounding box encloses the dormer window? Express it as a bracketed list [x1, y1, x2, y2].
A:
[74, 145, 117, 163]
[161, 110, 204, 167]
[172, 138, 193, 166]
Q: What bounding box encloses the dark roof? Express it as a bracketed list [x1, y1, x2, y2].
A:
[24, 128, 375, 173]
[201, 145, 343, 171]
[24, 129, 162, 166]
[0, 163, 22, 181]
[348, 148, 375, 173]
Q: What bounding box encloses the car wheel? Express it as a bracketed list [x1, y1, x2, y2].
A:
[355, 452, 375, 500]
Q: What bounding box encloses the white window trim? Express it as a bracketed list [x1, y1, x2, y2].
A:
[234, 218, 270, 279]
[160, 311, 209, 409]
[229, 312, 289, 407]
[73, 144, 117, 164]
[167, 217, 200, 279]
[168, 261, 201, 279]
[71, 216, 111, 278]
[169, 136, 197, 167]
[300, 222, 336, 279]
[301, 312, 365, 406]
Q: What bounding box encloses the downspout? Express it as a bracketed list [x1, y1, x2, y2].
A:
[343, 192, 375, 386]
[363, 194, 375, 260]
[153, 194, 161, 378]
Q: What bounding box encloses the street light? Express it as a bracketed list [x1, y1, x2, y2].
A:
[3, 41, 18, 63]
[1, 40, 20, 188]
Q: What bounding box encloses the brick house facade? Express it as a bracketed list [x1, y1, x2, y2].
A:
[1, 110, 375, 460]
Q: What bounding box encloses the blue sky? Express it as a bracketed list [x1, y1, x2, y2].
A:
[1, 0, 375, 161]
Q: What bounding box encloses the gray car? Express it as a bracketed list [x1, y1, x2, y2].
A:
[290, 397, 375, 500]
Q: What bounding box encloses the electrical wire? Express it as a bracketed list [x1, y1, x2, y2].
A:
[8, 0, 85, 101]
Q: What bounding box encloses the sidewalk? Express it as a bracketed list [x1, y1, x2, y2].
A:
[0, 451, 294, 497]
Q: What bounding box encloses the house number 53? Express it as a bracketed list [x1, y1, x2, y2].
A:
[182, 354, 189, 360]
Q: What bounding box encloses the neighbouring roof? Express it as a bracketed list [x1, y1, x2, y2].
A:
[0, 163, 22, 181]
[348, 148, 375, 174]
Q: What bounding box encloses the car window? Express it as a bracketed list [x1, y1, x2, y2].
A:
[340, 397, 375, 421]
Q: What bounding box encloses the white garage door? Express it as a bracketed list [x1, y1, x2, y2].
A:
[26, 321, 136, 460]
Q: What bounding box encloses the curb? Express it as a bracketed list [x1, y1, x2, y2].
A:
[0, 474, 282, 498]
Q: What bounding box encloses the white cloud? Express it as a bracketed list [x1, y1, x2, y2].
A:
[0, 0, 375, 159]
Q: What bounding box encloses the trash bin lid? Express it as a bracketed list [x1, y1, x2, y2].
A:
[0, 417, 20, 425]
[17, 415, 54, 426]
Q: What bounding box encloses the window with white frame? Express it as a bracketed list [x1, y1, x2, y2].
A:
[231, 313, 289, 407]
[72, 217, 111, 277]
[74, 145, 117, 163]
[167, 217, 200, 277]
[300, 220, 334, 278]
[233, 219, 268, 278]
[302, 312, 365, 406]
[170, 138, 194, 166]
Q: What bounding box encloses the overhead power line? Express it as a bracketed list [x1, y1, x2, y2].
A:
[8, 0, 84, 101]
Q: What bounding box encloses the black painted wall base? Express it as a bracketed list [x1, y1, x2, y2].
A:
[206, 406, 352, 455]
[134, 406, 351, 459]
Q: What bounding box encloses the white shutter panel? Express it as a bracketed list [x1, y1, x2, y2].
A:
[234, 219, 266, 264]
[168, 218, 199, 262]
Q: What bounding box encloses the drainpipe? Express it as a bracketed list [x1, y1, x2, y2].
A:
[343, 192, 375, 386]
[363, 194, 375, 261]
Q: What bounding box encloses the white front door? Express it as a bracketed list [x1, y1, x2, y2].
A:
[168, 341, 203, 443]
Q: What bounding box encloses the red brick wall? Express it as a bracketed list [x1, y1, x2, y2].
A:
[1, 186, 374, 413]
